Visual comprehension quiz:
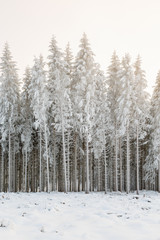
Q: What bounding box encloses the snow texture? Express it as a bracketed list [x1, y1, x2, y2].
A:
[0, 191, 160, 240]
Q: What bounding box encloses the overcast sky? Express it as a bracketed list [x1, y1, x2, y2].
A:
[0, 0, 160, 93]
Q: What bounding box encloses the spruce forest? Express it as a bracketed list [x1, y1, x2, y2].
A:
[0, 33, 159, 194]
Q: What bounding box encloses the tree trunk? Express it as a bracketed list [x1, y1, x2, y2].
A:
[44, 124, 50, 193]
[67, 132, 70, 192]
[85, 130, 89, 194]
[25, 150, 28, 192]
[115, 127, 118, 191]
[104, 146, 107, 194]
[89, 151, 93, 192]
[126, 123, 130, 194]
[158, 160, 160, 193]
[119, 138, 123, 192]
[39, 128, 42, 192]
[82, 140, 85, 191]
[136, 125, 139, 195]
[12, 142, 15, 192]
[97, 157, 101, 191]
[1, 150, 4, 192]
[61, 111, 67, 193]
[8, 127, 11, 192]
[53, 129, 56, 191]
[74, 133, 78, 192]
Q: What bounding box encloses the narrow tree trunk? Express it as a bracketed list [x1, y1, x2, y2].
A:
[15, 152, 18, 192]
[39, 128, 42, 192]
[67, 132, 70, 192]
[22, 152, 25, 191]
[104, 146, 107, 194]
[1, 150, 4, 192]
[53, 129, 56, 191]
[119, 138, 123, 192]
[136, 125, 139, 195]
[89, 151, 93, 192]
[109, 149, 113, 192]
[25, 150, 28, 192]
[8, 128, 11, 192]
[12, 142, 15, 192]
[115, 127, 118, 191]
[82, 141, 85, 191]
[74, 133, 78, 192]
[31, 150, 35, 192]
[97, 157, 101, 191]
[61, 111, 67, 193]
[0, 147, 1, 192]
[126, 123, 130, 194]
[44, 124, 50, 193]
[158, 160, 160, 193]
[85, 130, 89, 194]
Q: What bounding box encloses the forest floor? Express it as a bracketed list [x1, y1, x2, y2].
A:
[0, 190, 160, 240]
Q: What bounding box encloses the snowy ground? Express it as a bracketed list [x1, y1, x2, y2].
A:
[0, 191, 160, 240]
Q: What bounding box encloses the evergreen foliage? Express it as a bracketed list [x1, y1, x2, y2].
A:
[0, 36, 158, 193]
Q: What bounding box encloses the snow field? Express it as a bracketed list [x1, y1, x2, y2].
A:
[0, 191, 160, 240]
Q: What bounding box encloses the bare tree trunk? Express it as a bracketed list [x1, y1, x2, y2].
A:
[85, 130, 89, 194]
[115, 126, 118, 191]
[158, 160, 160, 193]
[12, 142, 15, 192]
[25, 150, 28, 192]
[82, 140, 85, 191]
[61, 111, 67, 193]
[89, 150, 93, 192]
[39, 128, 42, 192]
[22, 152, 25, 191]
[74, 133, 78, 192]
[136, 125, 139, 195]
[126, 123, 130, 194]
[97, 157, 101, 191]
[104, 146, 107, 194]
[67, 132, 70, 192]
[109, 149, 113, 192]
[8, 127, 11, 192]
[119, 138, 123, 192]
[1, 148, 4, 192]
[44, 124, 50, 193]
[53, 144, 56, 191]
[15, 152, 18, 192]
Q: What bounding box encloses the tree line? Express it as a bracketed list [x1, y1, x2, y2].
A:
[0, 33, 159, 194]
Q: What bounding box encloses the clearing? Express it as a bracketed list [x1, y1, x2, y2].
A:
[0, 191, 160, 240]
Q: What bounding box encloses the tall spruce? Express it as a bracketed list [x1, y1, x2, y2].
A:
[48, 36, 71, 193]
[117, 54, 134, 194]
[107, 51, 122, 192]
[21, 67, 33, 191]
[132, 56, 150, 194]
[147, 71, 160, 192]
[0, 43, 20, 192]
[29, 56, 50, 192]
[72, 33, 96, 193]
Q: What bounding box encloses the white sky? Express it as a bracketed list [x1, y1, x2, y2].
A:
[0, 0, 160, 94]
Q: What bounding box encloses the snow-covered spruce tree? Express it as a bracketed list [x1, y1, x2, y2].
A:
[72, 33, 96, 194]
[29, 56, 50, 192]
[48, 36, 71, 193]
[0, 43, 20, 192]
[117, 54, 134, 194]
[92, 66, 109, 193]
[64, 42, 73, 192]
[107, 51, 122, 192]
[132, 56, 150, 194]
[21, 67, 33, 191]
[146, 71, 160, 192]
[144, 132, 155, 190]
[64, 42, 74, 79]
